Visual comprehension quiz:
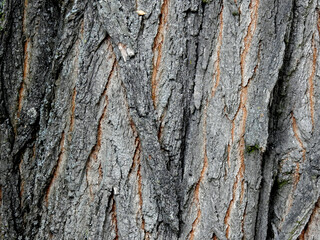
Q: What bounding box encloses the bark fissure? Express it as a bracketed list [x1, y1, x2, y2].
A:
[151, 0, 170, 108]
[298, 198, 320, 239]
[69, 87, 77, 134]
[291, 113, 306, 162]
[211, 5, 224, 98]
[240, 0, 260, 81]
[17, 39, 30, 119]
[308, 34, 316, 130]
[111, 193, 119, 240]
[85, 59, 116, 200]
[188, 100, 209, 240]
[44, 131, 65, 205]
[225, 0, 260, 236]
[2, 0, 320, 239]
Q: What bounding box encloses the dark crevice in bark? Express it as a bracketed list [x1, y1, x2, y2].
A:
[177, 3, 206, 237]
[0, 0, 21, 129]
[257, 1, 297, 239]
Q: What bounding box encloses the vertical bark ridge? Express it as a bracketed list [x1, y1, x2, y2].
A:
[85, 57, 116, 201]
[188, 99, 209, 240]
[225, 0, 260, 237]
[291, 113, 306, 162]
[240, 0, 259, 82]
[17, 39, 30, 120]
[44, 131, 65, 205]
[151, 0, 170, 109]
[137, 147, 146, 236]
[128, 118, 149, 238]
[22, 0, 28, 33]
[68, 87, 77, 134]
[18, 155, 24, 203]
[276, 113, 304, 228]
[211, 5, 223, 98]
[111, 194, 119, 240]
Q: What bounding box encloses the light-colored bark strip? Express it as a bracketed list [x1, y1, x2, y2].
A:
[240, 0, 260, 81]
[225, 0, 259, 237]
[22, 0, 28, 33]
[188, 100, 209, 240]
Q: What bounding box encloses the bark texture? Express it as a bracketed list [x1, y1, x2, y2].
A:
[0, 0, 320, 239]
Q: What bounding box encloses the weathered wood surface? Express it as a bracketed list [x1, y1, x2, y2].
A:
[0, 0, 319, 239]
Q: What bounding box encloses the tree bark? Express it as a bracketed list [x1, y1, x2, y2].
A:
[0, 0, 319, 239]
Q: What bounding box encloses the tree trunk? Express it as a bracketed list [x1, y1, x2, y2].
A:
[0, 0, 319, 239]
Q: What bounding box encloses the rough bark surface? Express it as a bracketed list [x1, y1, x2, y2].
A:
[0, 0, 319, 239]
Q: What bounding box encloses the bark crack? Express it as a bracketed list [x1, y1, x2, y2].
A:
[278, 112, 305, 228]
[308, 34, 316, 130]
[291, 112, 306, 162]
[211, 5, 224, 98]
[69, 87, 77, 134]
[298, 198, 320, 239]
[45, 131, 65, 205]
[240, 0, 260, 82]
[85, 58, 116, 200]
[151, 0, 170, 109]
[225, 0, 260, 237]
[188, 99, 209, 240]
[111, 193, 119, 240]
[128, 120, 149, 237]
[278, 112, 305, 229]
[17, 39, 30, 120]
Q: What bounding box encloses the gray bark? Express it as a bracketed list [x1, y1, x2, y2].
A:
[0, 0, 319, 239]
